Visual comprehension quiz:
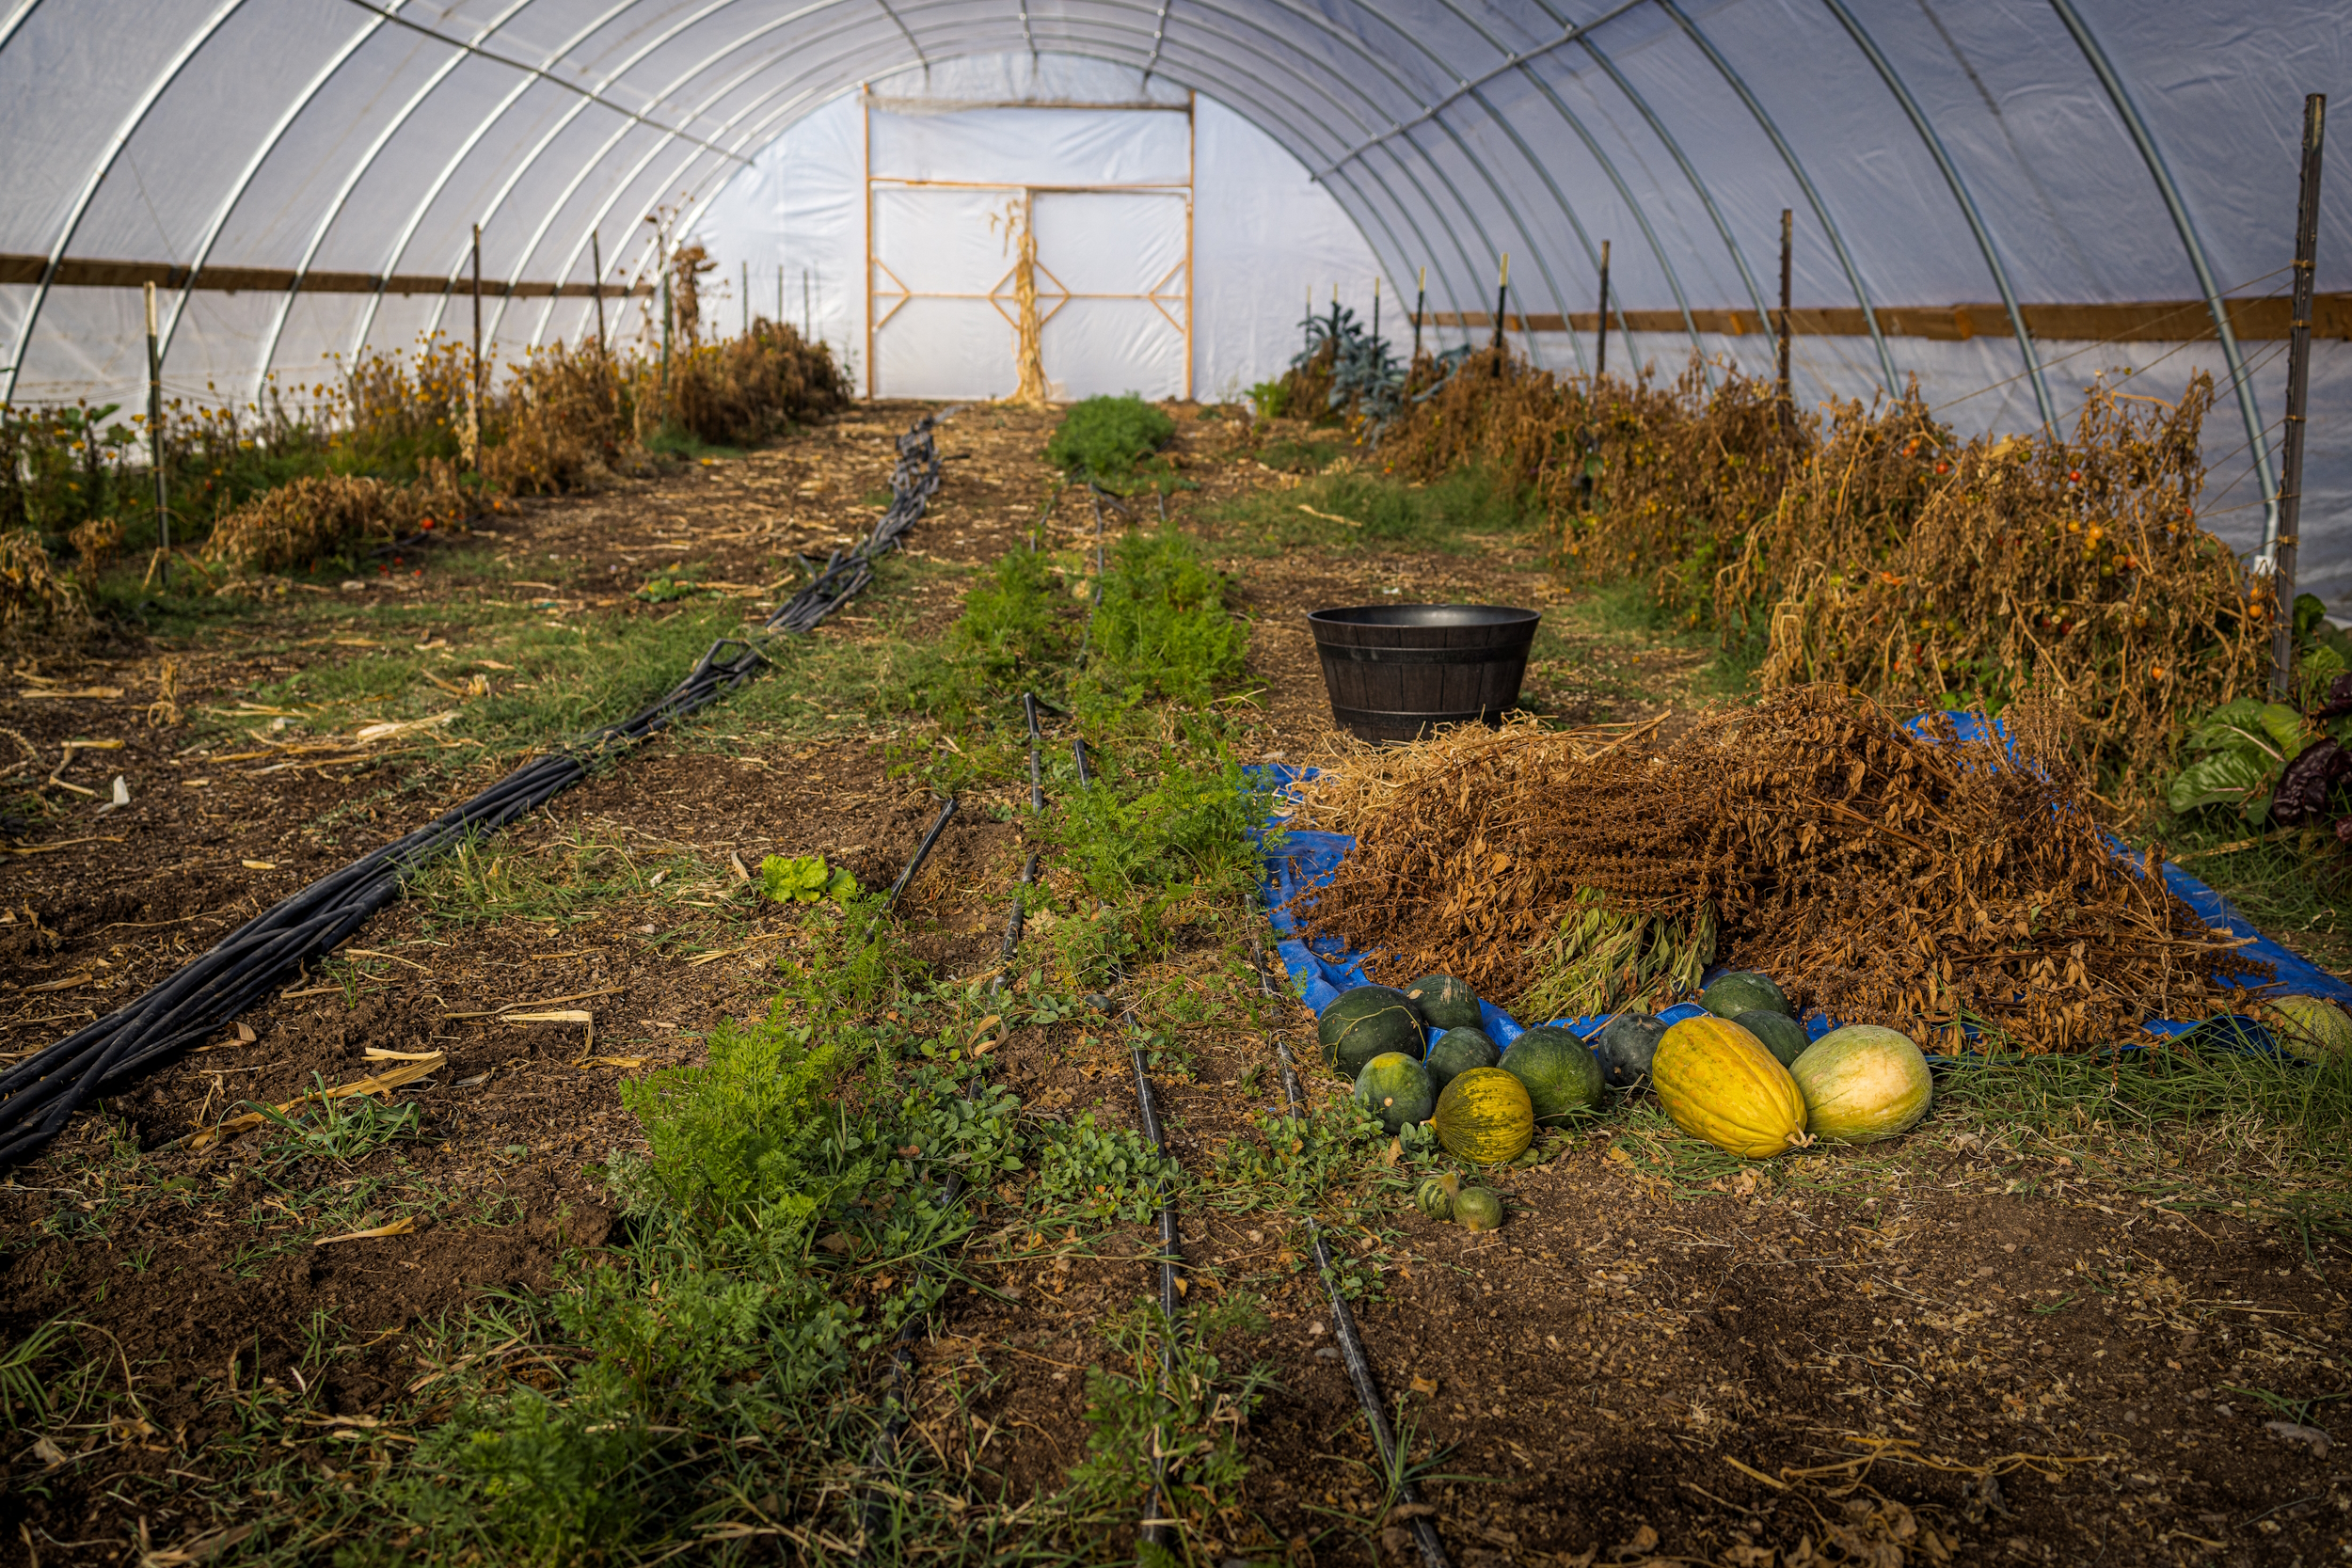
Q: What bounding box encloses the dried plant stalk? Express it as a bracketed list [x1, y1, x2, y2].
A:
[1292, 690, 2267, 1053]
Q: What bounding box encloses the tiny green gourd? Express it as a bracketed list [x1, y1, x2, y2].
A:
[1453, 1187, 1504, 1231]
[1415, 1173, 1457, 1220]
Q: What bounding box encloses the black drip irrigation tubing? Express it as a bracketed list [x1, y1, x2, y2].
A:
[1248, 934, 1452, 1568]
[860, 692, 1043, 1535]
[0, 413, 951, 1172]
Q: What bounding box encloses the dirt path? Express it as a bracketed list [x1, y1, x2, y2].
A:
[3, 403, 2348, 1566]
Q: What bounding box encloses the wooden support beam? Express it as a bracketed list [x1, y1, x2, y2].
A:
[1415, 295, 2352, 341]
[0, 253, 650, 299]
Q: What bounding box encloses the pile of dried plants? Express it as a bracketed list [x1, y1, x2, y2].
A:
[1377, 355, 2267, 789]
[1290, 691, 2269, 1053]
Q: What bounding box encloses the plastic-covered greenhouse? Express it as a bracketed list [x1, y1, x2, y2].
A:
[0, 0, 2344, 594]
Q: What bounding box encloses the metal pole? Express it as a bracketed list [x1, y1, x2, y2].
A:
[469, 221, 483, 463]
[803, 268, 812, 341]
[590, 230, 607, 351]
[1595, 240, 1610, 379]
[2273, 93, 2327, 698]
[1776, 208, 1792, 428]
[145, 281, 167, 590]
[660, 244, 672, 402]
[1371, 274, 1380, 361]
[1412, 265, 1424, 360]
[776, 262, 783, 328]
[741, 259, 749, 335]
[1489, 253, 1508, 358]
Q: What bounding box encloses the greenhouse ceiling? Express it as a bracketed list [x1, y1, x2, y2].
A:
[0, 0, 2344, 545]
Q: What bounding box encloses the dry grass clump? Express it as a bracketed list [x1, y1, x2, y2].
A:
[1747, 377, 2263, 784]
[668, 320, 850, 447]
[1378, 357, 2265, 789]
[482, 342, 644, 496]
[0, 529, 87, 642]
[201, 474, 406, 573]
[1292, 689, 2267, 1053]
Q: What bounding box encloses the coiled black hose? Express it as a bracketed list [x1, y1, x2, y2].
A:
[0, 415, 947, 1170]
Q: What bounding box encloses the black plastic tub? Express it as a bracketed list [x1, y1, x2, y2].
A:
[1307, 603, 1541, 743]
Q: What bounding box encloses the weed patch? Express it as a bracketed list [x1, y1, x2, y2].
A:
[1047, 395, 1177, 491]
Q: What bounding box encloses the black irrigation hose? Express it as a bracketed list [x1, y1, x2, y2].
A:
[0, 414, 950, 1172]
[1125, 1005, 1184, 1554]
[1248, 938, 1451, 1568]
[879, 797, 958, 913]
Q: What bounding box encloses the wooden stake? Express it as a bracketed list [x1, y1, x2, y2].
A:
[1490, 253, 1509, 356]
[1777, 208, 1793, 428]
[144, 281, 167, 590]
[1412, 265, 1424, 361]
[588, 230, 607, 350]
[2272, 92, 2327, 697]
[741, 259, 749, 335]
[469, 222, 483, 464]
[1371, 274, 1381, 360]
[1595, 240, 1611, 379]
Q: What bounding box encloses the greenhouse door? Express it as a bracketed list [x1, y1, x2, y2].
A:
[868, 186, 1190, 401]
[863, 92, 1194, 402]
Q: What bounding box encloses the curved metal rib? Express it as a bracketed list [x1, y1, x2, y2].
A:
[2045, 0, 2277, 548]
[1820, 0, 2056, 430]
[1657, 0, 1898, 395]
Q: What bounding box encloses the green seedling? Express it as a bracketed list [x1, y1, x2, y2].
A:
[759, 852, 858, 905]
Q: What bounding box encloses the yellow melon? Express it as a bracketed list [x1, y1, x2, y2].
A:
[1430, 1067, 1535, 1164]
[1650, 1015, 1811, 1158]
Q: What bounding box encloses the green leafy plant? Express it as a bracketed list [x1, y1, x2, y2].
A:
[1030, 1111, 1184, 1224]
[1067, 1295, 1275, 1556]
[1086, 526, 1248, 707]
[1246, 378, 1291, 420]
[759, 852, 859, 904]
[249, 1082, 425, 1168]
[2166, 698, 2312, 820]
[1046, 394, 1176, 489]
[635, 563, 708, 603]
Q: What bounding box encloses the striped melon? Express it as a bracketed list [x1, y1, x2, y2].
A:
[2269, 994, 2352, 1061]
[1789, 1025, 1931, 1144]
[1650, 1015, 1810, 1159]
[1430, 1067, 1535, 1164]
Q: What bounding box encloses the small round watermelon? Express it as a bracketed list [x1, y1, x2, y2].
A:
[1317, 985, 1423, 1078]
[1502, 1025, 1604, 1124]
[2269, 994, 2352, 1061]
[1353, 1053, 1435, 1134]
[1423, 1025, 1499, 1092]
[1597, 1011, 1668, 1089]
[1702, 971, 1791, 1020]
[1736, 1008, 1809, 1068]
[1404, 974, 1483, 1032]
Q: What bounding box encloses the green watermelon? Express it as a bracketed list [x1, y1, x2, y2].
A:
[1353, 1053, 1435, 1134]
[1736, 1008, 1809, 1068]
[1404, 974, 1483, 1032]
[1702, 971, 1791, 1020]
[1423, 1025, 1499, 1092]
[1502, 1025, 1604, 1124]
[1317, 985, 1423, 1078]
[1597, 1011, 1668, 1089]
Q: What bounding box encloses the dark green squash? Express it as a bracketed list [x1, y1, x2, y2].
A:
[1317, 984, 1423, 1078]
[1735, 1008, 1810, 1069]
[1502, 1024, 1604, 1124]
[1422, 1025, 1499, 1092]
[1353, 1052, 1435, 1134]
[1404, 974, 1483, 1032]
[1596, 1011, 1668, 1089]
[1701, 971, 1791, 1020]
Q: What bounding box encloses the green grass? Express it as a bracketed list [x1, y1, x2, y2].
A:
[1207, 463, 1537, 556]
[2143, 813, 2352, 973]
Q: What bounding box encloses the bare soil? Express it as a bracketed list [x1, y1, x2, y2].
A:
[4, 404, 2348, 1567]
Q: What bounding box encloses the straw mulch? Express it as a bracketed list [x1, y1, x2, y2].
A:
[1288, 689, 2270, 1053]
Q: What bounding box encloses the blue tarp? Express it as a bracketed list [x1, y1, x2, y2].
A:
[1248, 747, 2352, 1055]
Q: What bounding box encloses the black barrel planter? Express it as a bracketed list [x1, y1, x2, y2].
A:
[1308, 603, 1541, 743]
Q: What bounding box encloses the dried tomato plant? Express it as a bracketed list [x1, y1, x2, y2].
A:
[1377, 356, 2268, 791]
[1292, 690, 2267, 1053]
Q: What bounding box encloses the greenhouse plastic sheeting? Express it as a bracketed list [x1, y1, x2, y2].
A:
[1, 4, 2347, 590]
[1246, 761, 2352, 1059]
